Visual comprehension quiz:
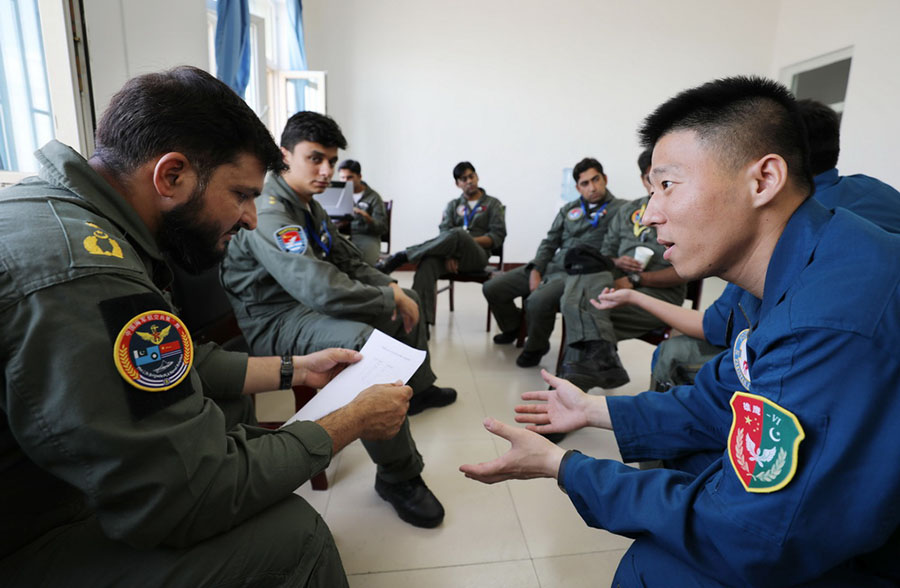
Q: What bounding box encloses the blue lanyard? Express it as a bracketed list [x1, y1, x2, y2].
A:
[580, 198, 609, 228]
[463, 200, 482, 230]
[304, 211, 332, 256]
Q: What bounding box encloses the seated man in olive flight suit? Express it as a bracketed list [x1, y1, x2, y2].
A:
[222, 111, 455, 529]
[0, 66, 411, 587]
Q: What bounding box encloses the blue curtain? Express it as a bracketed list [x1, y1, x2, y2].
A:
[286, 0, 307, 112]
[215, 0, 251, 97]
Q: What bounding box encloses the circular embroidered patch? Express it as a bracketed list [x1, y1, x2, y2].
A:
[274, 225, 308, 254]
[113, 310, 193, 392]
[456, 204, 467, 217]
[630, 208, 643, 225]
[567, 208, 584, 221]
[732, 328, 751, 391]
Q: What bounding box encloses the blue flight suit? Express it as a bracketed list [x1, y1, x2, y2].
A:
[560, 198, 900, 586]
[652, 168, 900, 388]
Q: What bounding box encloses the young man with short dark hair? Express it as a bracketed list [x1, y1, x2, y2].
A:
[462, 76, 900, 586]
[221, 111, 453, 529]
[337, 159, 389, 265]
[377, 161, 507, 328]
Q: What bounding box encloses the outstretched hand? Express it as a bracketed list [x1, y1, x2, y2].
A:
[295, 348, 362, 388]
[459, 417, 566, 484]
[514, 369, 592, 434]
[591, 286, 632, 311]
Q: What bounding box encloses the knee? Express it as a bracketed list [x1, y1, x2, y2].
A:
[403, 288, 422, 305]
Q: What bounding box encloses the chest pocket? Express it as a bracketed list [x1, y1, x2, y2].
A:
[51, 201, 146, 274]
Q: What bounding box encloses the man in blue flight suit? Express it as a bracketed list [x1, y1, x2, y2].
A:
[594, 97, 900, 392]
[461, 77, 900, 586]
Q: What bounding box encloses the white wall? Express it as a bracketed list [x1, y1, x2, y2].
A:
[770, 0, 900, 189]
[83, 0, 209, 122]
[303, 0, 780, 262]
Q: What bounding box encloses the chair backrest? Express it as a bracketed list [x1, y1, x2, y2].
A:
[686, 279, 703, 310]
[380, 200, 393, 254]
[486, 245, 504, 272]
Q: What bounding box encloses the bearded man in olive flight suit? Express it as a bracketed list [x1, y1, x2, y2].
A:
[0, 67, 413, 587]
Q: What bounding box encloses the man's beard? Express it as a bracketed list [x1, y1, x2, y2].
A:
[158, 186, 230, 274]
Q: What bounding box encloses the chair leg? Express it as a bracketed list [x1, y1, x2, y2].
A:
[485, 304, 491, 332]
[555, 317, 566, 375]
[515, 301, 527, 347]
[449, 280, 455, 312]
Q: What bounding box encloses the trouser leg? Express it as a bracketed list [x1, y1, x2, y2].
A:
[0, 495, 347, 588]
[651, 335, 725, 391]
[482, 266, 530, 333]
[264, 309, 425, 482]
[406, 227, 487, 269]
[560, 272, 616, 364]
[368, 288, 437, 394]
[523, 273, 566, 352]
[412, 256, 446, 325]
[350, 234, 381, 266]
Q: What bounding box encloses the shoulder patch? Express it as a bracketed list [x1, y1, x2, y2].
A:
[567, 207, 584, 221]
[727, 391, 805, 493]
[113, 310, 193, 392]
[456, 204, 467, 217]
[51, 201, 144, 274]
[99, 293, 195, 420]
[274, 225, 308, 254]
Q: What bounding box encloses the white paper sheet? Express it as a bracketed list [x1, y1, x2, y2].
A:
[281, 329, 426, 426]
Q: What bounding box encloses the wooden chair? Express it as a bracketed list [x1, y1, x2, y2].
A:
[170, 263, 329, 490]
[435, 246, 504, 331]
[380, 200, 392, 255]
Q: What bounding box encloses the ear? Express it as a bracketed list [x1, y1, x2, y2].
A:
[747, 154, 788, 209]
[152, 152, 196, 211]
[280, 146, 292, 169]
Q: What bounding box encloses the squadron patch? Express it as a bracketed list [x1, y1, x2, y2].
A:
[83, 222, 124, 259]
[275, 225, 308, 254]
[567, 207, 584, 221]
[732, 328, 751, 391]
[456, 204, 468, 217]
[727, 392, 805, 493]
[358, 201, 369, 210]
[113, 310, 193, 392]
[631, 204, 650, 238]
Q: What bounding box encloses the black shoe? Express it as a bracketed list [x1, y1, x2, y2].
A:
[559, 340, 630, 389]
[516, 346, 550, 367]
[492, 329, 518, 344]
[376, 250, 408, 274]
[408, 385, 457, 415]
[375, 475, 445, 528]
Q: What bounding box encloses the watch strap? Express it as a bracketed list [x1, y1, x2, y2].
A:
[280, 354, 293, 390]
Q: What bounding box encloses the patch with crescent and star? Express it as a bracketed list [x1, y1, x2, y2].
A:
[727, 391, 805, 493]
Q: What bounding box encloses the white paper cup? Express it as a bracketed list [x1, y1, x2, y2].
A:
[633, 246, 654, 269]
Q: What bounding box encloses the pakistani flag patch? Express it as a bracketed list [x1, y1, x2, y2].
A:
[727, 391, 805, 493]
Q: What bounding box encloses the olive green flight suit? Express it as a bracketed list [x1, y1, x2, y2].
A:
[482, 193, 625, 352]
[349, 183, 388, 265]
[0, 141, 347, 586]
[407, 189, 506, 325]
[562, 195, 686, 362]
[221, 173, 429, 483]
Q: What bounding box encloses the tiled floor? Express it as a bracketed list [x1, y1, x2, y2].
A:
[256, 273, 725, 586]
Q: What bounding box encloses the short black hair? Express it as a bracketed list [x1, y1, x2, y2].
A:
[639, 75, 812, 194]
[338, 159, 362, 175]
[453, 161, 476, 181]
[573, 157, 604, 182]
[797, 99, 840, 175]
[280, 111, 348, 152]
[94, 66, 284, 185]
[637, 148, 653, 176]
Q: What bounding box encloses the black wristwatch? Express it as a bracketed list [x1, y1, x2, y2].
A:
[627, 272, 642, 287]
[280, 354, 294, 390]
[557, 449, 583, 494]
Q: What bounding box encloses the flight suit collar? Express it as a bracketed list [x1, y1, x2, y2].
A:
[458, 188, 487, 207]
[760, 197, 831, 319]
[813, 168, 839, 192]
[35, 140, 164, 261]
